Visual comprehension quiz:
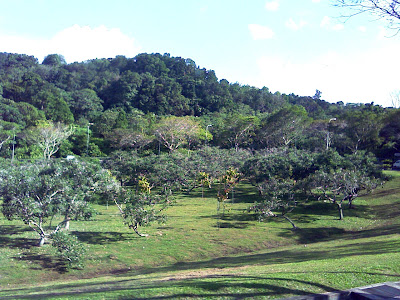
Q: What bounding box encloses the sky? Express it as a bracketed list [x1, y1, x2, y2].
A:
[0, 0, 399, 107]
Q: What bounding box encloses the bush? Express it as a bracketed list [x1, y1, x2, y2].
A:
[51, 231, 86, 269]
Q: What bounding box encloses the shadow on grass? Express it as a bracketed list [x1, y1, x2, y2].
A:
[72, 231, 136, 245]
[210, 210, 259, 229]
[280, 222, 400, 244]
[129, 236, 400, 278]
[279, 227, 347, 244]
[348, 224, 400, 240]
[363, 186, 400, 201]
[0, 273, 342, 299]
[297, 201, 371, 219]
[5, 270, 400, 299]
[12, 253, 68, 273]
[0, 225, 38, 249]
[213, 222, 250, 229]
[372, 202, 400, 220]
[222, 211, 257, 221]
[229, 186, 261, 204]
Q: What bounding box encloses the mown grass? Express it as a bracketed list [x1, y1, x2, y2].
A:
[0, 171, 399, 299]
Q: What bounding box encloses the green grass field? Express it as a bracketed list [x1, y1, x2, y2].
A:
[0, 171, 400, 299]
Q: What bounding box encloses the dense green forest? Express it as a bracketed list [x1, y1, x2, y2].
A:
[0, 51, 398, 161]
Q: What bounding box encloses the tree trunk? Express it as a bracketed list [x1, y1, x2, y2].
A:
[337, 202, 344, 220]
[283, 215, 298, 230]
[348, 199, 353, 209]
[130, 223, 149, 237]
[39, 236, 46, 247]
[64, 219, 70, 230]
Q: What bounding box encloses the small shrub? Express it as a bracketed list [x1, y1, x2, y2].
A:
[51, 231, 86, 269]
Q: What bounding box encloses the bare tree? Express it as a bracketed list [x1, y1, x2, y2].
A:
[29, 121, 74, 159]
[0, 124, 13, 152]
[390, 89, 400, 108]
[154, 116, 201, 152]
[0, 135, 10, 152]
[334, 0, 400, 33]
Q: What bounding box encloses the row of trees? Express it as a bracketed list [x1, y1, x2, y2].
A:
[1, 103, 400, 163]
[0, 147, 383, 252]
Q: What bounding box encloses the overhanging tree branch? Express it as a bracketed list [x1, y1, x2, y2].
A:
[334, 0, 400, 33]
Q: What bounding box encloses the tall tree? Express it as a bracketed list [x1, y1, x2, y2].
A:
[69, 89, 103, 122]
[338, 109, 384, 153]
[42, 54, 66, 66]
[215, 113, 259, 151]
[257, 105, 311, 148]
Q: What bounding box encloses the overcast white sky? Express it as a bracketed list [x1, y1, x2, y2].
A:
[0, 0, 399, 107]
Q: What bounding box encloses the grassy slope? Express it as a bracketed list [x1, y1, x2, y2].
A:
[0, 171, 399, 299]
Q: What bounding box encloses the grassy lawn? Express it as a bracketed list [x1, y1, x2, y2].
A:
[0, 171, 399, 299]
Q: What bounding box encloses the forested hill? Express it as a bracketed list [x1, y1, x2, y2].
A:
[0, 52, 340, 121]
[0, 52, 398, 160]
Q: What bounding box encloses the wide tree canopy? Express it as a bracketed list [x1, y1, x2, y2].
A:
[0, 158, 118, 246]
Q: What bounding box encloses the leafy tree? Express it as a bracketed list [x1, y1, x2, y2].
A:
[216, 167, 240, 217]
[243, 149, 316, 229]
[296, 120, 332, 152]
[136, 73, 156, 112]
[307, 169, 380, 220]
[128, 53, 170, 77]
[69, 89, 103, 122]
[101, 71, 142, 111]
[193, 146, 252, 179]
[379, 109, 400, 159]
[103, 147, 250, 196]
[114, 109, 128, 129]
[197, 171, 212, 198]
[114, 176, 170, 237]
[0, 158, 117, 246]
[146, 153, 193, 194]
[33, 87, 74, 124]
[0, 98, 26, 126]
[105, 128, 152, 151]
[63, 125, 104, 157]
[15, 101, 46, 127]
[234, 85, 285, 113]
[3, 72, 45, 103]
[242, 148, 316, 186]
[214, 113, 260, 151]
[337, 110, 384, 153]
[92, 108, 120, 137]
[42, 54, 66, 66]
[343, 150, 384, 178]
[153, 76, 190, 115]
[250, 177, 299, 229]
[256, 105, 311, 148]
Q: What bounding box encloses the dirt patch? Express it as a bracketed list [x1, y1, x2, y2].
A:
[159, 265, 250, 281]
